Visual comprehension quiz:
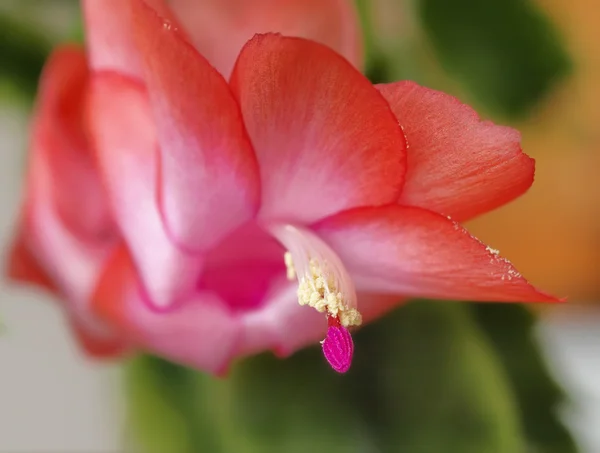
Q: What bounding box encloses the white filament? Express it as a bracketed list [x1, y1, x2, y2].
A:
[270, 225, 361, 327]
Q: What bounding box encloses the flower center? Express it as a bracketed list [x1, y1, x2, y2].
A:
[269, 224, 362, 373]
[284, 251, 362, 328]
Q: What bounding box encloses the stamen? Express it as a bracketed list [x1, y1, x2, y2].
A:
[295, 258, 362, 327]
[276, 225, 362, 328]
[284, 251, 296, 280]
[270, 224, 362, 373]
[269, 225, 362, 373]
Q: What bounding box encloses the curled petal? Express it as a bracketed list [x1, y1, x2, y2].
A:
[87, 72, 202, 308]
[6, 230, 57, 293]
[4, 46, 124, 354]
[33, 46, 114, 244]
[378, 81, 535, 222]
[20, 186, 124, 353]
[237, 280, 327, 358]
[92, 246, 241, 374]
[131, 0, 261, 253]
[231, 34, 406, 224]
[69, 314, 130, 358]
[314, 205, 561, 303]
[169, 0, 362, 77]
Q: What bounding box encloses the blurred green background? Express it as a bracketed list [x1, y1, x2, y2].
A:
[1, 0, 599, 452]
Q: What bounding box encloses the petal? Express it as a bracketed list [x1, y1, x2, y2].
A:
[130, 0, 260, 253]
[356, 292, 405, 325]
[377, 81, 535, 222]
[86, 72, 202, 308]
[92, 246, 241, 374]
[22, 186, 125, 352]
[82, 0, 141, 76]
[230, 34, 407, 224]
[238, 280, 327, 358]
[69, 315, 130, 358]
[201, 222, 287, 311]
[201, 225, 327, 358]
[22, 154, 108, 315]
[314, 205, 561, 303]
[6, 230, 57, 293]
[5, 46, 124, 353]
[16, 131, 124, 357]
[169, 0, 362, 77]
[33, 46, 114, 244]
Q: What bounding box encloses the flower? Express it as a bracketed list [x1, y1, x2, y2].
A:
[8, 0, 559, 375]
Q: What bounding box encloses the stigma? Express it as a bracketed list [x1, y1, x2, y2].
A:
[322, 315, 354, 373]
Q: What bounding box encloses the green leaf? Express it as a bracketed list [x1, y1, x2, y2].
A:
[125, 355, 222, 453]
[348, 302, 523, 453]
[418, 0, 571, 118]
[471, 304, 580, 453]
[127, 302, 526, 453]
[355, 0, 425, 84]
[0, 12, 51, 103]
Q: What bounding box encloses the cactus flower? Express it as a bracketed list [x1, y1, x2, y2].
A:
[7, 0, 558, 375]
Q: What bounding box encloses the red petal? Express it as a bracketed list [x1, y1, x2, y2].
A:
[169, 0, 362, 77]
[82, 0, 141, 76]
[356, 292, 406, 324]
[10, 46, 116, 303]
[378, 81, 535, 222]
[230, 34, 407, 224]
[8, 47, 125, 357]
[314, 205, 561, 303]
[130, 0, 260, 253]
[6, 230, 57, 293]
[87, 72, 202, 308]
[32, 46, 115, 244]
[69, 315, 130, 358]
[92, 245, 241, 374]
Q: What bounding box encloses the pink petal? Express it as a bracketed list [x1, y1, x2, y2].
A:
[23, 192, 125, 355]
[314, 205, 561, 303]
[200, 262, 285, 312]
[237, 280, 327, 358]
[130, 0, 260, 253]
[169, 0, 362, 77]
[356, 292, 405, 324]
[92, 246, 241, 374]
[82, 0, 141, 77]
[69, 313, 130, 359]
[201, 222, 287, 311]
[83, 0, 181, 77]
[16, 128, 123, 357]
[33, 46, 114, 245]
[230, 34, 407, 224]
[5, 46, 124, 353]
[377, 81, 535, 222]
[204, 222, 285, 268]
[7, 228, 128, 359]
[6, 231, 58, 293]
[87, 72, 202, 308]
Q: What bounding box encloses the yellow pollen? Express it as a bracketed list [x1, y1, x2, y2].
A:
[285, 254, 362, 328]
[284, 252, 296, 280]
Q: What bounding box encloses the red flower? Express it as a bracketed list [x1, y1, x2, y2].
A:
[7, 0, 559, 374]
